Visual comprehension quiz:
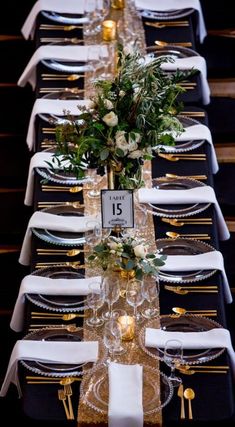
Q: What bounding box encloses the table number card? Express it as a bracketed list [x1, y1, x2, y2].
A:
[101, 190, 134, 228]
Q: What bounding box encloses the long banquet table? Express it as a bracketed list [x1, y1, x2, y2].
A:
[2, 2, 235, 426]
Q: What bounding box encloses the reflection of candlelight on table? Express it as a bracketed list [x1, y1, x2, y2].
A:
[102, 20, 117, 41]
[118, 315, 135, 341]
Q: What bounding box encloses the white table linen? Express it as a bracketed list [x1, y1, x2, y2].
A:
[26, 98, 89, 151]
[10, 274, 101, 332]
[17, 45, 93, 89]
[158, 124, 218, 174]
[135, 0, 207, 42]
[21, 0, 85, 39]
[145, 328, 235, 377]
[0, 339, 98, 397]
[108, 362, 143, 427]
[19, 211, 99, 265]
[137, 186, 230, 241]
[160, 252, 232, 303]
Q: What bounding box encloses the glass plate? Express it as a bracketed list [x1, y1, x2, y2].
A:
[140, 8, 194, 20]
[146, 45, 199, 59]
[21, 327, 107, 377]
[36, 148, 90, 185]
[156, 237, 216, 283]
[39, 90, 85, 125]
[156, 115, 205, 153]
[147, 177, 211, 218]
[32, 204, 88, 246]
[80, 363, 173, 415]
[139, 315, 225, 365]
[41, 41, 91, 73]
[41, 11, 89, 25]
[26, 266, 87, 312]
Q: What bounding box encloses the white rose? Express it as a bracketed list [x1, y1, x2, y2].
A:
[128, 149, 143, 159]
[134, 244, 147, 259]
[102, 111, 118, 127]
[115, 130, 129, 155]
[119, 90, 125, 98]
[104, 99, 113, 110]
[108, 241, 119, 251]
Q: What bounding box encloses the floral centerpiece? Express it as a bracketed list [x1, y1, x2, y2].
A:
[51, 45, 193, 189]
[87, 235, 166, 280]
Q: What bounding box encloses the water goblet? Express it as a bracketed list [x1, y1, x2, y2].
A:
[103, 319, 122, 362]
[142, 276, 160, 319]
[163, 339, 183, 387]
[85, 219, 102, 247]
[86, 281, 105, 327]
[102, 273, 120, 320]
[126, 278, 144, 323]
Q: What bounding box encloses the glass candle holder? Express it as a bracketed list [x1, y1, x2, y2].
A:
[117, 315, 135, 341]
[102, 20, 117, 41]
[111, 0, 125, 9]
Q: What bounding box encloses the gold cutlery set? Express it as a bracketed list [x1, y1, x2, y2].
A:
[145, 20, 189, 29]
[38, 201, 84, 208]
[30, 312, 87, 321]
[178, 365, 229, 375]
[41, 185, 83, 193]
[166, 231, 211, 240]
[164, 285, 218, 295]
[39, 24, 83, 31]
[35, 261, 85, 269]
[36, 248, 88, 256]
[158, 152, 206, 161]
[178, 385, 195, 419]
[40, 37, 84, 44]
[162, 217, 212, 226]
[160, 173, 207, 180]
[171, 307, 217, 317]
[41, 73, 84, 81]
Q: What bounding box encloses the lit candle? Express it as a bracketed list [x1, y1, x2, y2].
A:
[118, 315, 135, 341]
[102, 20, 117, 41]
[111, 0, 125, 9]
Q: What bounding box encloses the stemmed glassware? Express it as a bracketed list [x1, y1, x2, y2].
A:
[86, 281, 105, 327]
[126, 278, 144, 323]
[163, 339, 183, 387]
[87, 168, 103, 198]
[102, 273, 120, 320]
[103, 319, 122, 362]
[142, 276, 160, 319]
[83, 0, 98, 37]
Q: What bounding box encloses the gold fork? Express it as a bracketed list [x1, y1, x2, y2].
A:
[64, 383, 75, 420]
[58, 389, 71, 420]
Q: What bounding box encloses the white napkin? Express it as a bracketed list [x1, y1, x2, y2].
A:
[19, 211, 99, 265]
[135, 0, 207, 42]
[137, 186, 230, 241]
[26, 98, 89, 151]
[161, 56, 210, 105]
[108, 362, 143, 427]
[158, 124, 218, 174]
[21, 0, 85, 39]
[0, 339, 98, 397]
[145, 327, 235, 378]
[18, 45, 92, 89]
[160, 252, 232, 303]
[10, 274, 101, 332]
[24, 152, 70, 205]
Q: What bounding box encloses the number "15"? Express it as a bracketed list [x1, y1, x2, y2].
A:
[112, 203, 122, 216]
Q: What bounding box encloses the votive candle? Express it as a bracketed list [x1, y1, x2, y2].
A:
[102, 20, 117, 41]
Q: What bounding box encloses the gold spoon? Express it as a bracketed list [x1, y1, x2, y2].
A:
[36, 249, 88, 257]
[165, 173, 207, 180]
[172, 307, 217, 316]
[166, 287, 217, 295]
[31, 313, 87, 321]
[41, 185, 83, 193]
[179, 368, 228, 375]
[154, 40, 192, 47]
[184, 388, 195, 419]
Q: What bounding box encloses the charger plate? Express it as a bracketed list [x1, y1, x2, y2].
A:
[139, 315, 225, 365]
[80, 363, 173, 415]
[21, 327, 107, 377]
[140, 8, 194, 20]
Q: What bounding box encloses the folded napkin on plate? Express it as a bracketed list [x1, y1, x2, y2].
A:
[158, 124, 218, 174]
[145, 328, 235, 377]
[0, 339, 98, 397]
[24, 152, 71, 205]
[21, 0, 85, 39]
[137, 186, 230, 241]
[10, 274, 101, 332]
[108, 362, 143, 427]
[26, 98, 89, 151]
[18, 45, 94, 89]
[19, 211, 99, 266]
[160, 251, 232, 303]
[135, 0, 207, 42]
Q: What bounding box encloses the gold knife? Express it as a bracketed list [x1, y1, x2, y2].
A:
[177, 383, 185, 419]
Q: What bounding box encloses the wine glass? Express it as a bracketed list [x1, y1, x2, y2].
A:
[163, 339, 183, 387]
[103, 319, 122, 362]
[142, 276, 160, 319]
[83, 0, 98, 36]
[126, 278, 144, 323]
[87, 168, 103, 198]
[86, 281, 105, 327]
[85, 220, 102, 247]
[102, 273, 120, 320]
